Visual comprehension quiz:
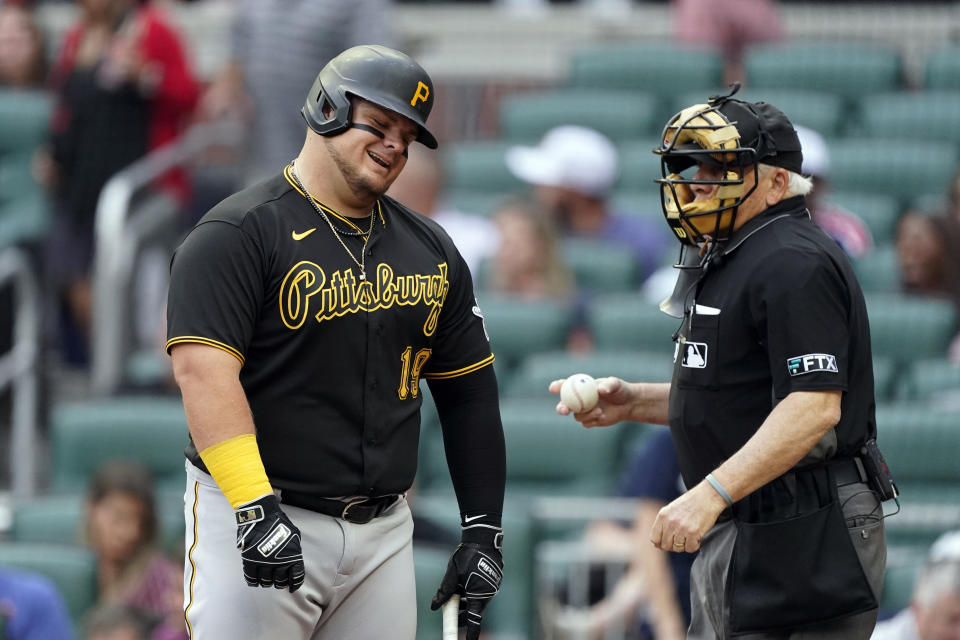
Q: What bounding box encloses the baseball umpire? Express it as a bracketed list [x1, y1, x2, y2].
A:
[552, 85, 895, 639]
[166, 45, 506, 639]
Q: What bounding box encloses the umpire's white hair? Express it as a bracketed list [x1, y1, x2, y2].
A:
[758, 163, 814, 198]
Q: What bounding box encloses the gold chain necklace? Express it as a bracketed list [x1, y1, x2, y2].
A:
[290, 162, 375, 281]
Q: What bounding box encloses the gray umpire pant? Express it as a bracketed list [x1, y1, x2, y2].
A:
[687, 480, 887, 640]
[183, 461, 417, 640]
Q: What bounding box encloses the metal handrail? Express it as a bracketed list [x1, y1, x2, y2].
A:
[0, 249, 41, 499]
[91, 120, 245, 395]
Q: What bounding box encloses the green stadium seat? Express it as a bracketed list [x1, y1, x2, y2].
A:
[610, 189, 664, 221]
[852, 244, 900, 293]
[588, 293, 680, 357]
[827, 138, 958, 203]
[567, 43, 724, 99]
[443, 190, 505, 218]
[477, 295, 576, 372]
[499, 89, 661, 143]
[671, 89, 846, 138]
[924, 46, 960, 89]
[876, 404, 960, 487]
[858, 91, 960, 143]
[0, 90, 52, 155]
[444, 141, 525, 194]
[828, 192, 902, 246]
[897, 358, 960, 403]
[0, 542, 97, 623]
[0, 192, 51, 249]
[562, 239, 638, 294]
[865, 293, 957, 363]
[881, 556, 923, 613]
[49, 396, 190, 492]
[617, 138, 667, 192]
[505, 349, 674, 399]
[413, 544, 452, 640]
[872, 355, 899, 403]
[10, 488, 186, 554]
[745, 43, 902, 101]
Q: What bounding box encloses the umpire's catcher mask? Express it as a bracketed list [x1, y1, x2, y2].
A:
[302, 45, 438, 149]
[653, 84, 802, 246]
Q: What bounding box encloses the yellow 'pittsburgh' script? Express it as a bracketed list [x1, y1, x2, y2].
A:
[279, 261, 449, 336]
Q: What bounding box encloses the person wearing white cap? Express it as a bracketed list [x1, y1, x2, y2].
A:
[871, 529, 960, 640]
[505, 125, 672, 284]
[795, 125, 874, 259]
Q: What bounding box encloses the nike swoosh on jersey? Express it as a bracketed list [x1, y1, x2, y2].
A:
[463, 514, 487, 523]
[292, 228, 317, 241]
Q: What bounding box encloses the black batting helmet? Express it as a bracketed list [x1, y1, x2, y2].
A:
[301, 45, 438, 149]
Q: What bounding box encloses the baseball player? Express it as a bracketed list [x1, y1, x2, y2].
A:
[166, 45, 506, 640]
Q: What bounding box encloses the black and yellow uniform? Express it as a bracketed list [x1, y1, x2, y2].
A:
[167, 165, 495, 498]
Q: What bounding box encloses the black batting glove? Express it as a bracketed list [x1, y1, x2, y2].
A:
[235, 494, 305, 592]
[431, 521, 504, 640]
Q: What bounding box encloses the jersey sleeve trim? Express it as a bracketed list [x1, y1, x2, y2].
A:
[421, 354, 495, 380]
[165, 337, 245, 365]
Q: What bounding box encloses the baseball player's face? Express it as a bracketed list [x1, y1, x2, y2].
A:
[325, 99, 415, 201]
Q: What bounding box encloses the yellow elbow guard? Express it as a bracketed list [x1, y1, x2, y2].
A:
[199, 434, 273, 509]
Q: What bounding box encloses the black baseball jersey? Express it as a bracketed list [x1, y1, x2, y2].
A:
[166, 165, 494, 497]
[668, 196, 876, 488]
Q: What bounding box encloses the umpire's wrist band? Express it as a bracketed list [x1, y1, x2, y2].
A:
[199, 434, 273, 509]
[705, 473, 734, 507]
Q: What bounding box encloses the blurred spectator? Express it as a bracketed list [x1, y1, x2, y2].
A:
[85, 604, 150, 640]
[386, 144, 499, 276]
[85, 461, 185, 640]
[552, 430, 695, 640]
[896, 210, 960, 364]
[0, 567, 74, 640]
[0, 3, 47, 89]
[673, 0, 784, 86]
[505, 125, 672, 285]
[197, 0, 394, 181]
[484, 196, 574, 301]
[871, 530, 960, 640]
[42, 0, 198, 366]
[795, 125, 873, 259]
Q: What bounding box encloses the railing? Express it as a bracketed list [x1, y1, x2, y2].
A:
[0, 249, 41, 499]
[91, 120, 245, 395]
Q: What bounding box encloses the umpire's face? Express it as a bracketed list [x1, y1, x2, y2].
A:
[324, 98, 417, 201]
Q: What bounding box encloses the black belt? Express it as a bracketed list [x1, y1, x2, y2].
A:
[279, 491, 401, 524]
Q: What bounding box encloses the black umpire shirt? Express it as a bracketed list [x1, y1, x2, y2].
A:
[166, 165, 494, 497]
[668, 196, 876, 489]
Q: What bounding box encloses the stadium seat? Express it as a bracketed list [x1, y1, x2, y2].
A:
[852, 244, 900, 293]
[413, 544, 452, 640]
[881, 556, 923, 613]
[49, 396, 190, 492]
[0, 90, 51, 156]
[562, 239, 638, 294]
[671, 89, 846, 138]
[443, 141, 525, 194]
[505, 349, 674, 399]
[896, 358, 960, 404]
[745, 43, 902, 102]
[865, 293, 957, 363]
[617, 138, 668, 192]
[876, 404, 960, 488]
[499, 89, 661, 143]
[10, 488, 186, 553]
[0, 91, 53, 248]
[828, 192, 902, 246]
[588, 293, 681, 357]
[924, 45, 960, 89]
[476, 294, 576, 372]
[858, 91, 960, 144]
[827, 138, 959, 204]
[871, 355, 899, 403]
[443, 190, 505, 218]
[0, 542, 97, 624]
[567, 43, 724, 102]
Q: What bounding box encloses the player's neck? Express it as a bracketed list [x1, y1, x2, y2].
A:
[292, 154, 374, 218]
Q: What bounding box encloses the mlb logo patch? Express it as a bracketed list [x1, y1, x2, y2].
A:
[787, 353, 838, 376]
[681, 342, 708, 368]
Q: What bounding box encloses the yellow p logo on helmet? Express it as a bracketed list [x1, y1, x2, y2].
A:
[411, 81, 430, 107]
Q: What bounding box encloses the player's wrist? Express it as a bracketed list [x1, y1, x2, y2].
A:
[199, 433, 273, 509]
[461, 521, 503, 550]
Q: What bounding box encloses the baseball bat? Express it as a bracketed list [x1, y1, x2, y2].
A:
[442, 594, 460, 640]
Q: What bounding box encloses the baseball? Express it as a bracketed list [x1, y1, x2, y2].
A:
[560, 373, 599, 413]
